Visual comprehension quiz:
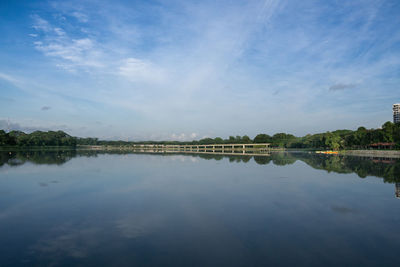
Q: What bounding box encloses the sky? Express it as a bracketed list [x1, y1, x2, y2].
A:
[0, 0, 399, 141]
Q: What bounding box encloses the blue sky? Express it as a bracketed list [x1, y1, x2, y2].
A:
[0, 0, 399, 140]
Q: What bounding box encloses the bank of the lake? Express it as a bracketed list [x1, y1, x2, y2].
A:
[0, 146, 76, 152]
[339, 149, 400, 158]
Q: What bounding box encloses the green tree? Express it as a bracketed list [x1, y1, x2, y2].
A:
[214, 137, 224, 144]
[253, 134, 271, 143]
[228, 136, 235, 143]
[324, 132, 341, 150]
[241, 135, 251, 143]
[382, 121, 395, 142]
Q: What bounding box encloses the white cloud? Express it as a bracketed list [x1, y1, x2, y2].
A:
[71, 11, 88, 23]
[0, 72, 20, 84]
[15, 1, 400, 139]
[53, 27, 66, 36]
[166, 133, 199, 141]
[0, 119, 69, 133]
[31, 15, 106, 71]
[31, 14, 51, 32]
[34, 36, 103, 69]
[0, 72, 25, 88]
[118, 58, 167, 83]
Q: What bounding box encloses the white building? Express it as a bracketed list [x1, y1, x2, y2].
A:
[394, 103, 400, 124]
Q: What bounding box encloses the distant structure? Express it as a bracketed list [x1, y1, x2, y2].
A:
[394, 103, 400, 124]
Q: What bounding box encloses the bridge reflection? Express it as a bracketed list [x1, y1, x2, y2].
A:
[83, 143, 273, 156]
[2, 150, 400, 199]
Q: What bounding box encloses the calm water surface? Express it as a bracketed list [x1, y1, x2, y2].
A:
[0, 150, 399, 266]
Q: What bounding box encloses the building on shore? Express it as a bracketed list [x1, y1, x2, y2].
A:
[368, 142, 396, 150]
[394, 103, 400, 124]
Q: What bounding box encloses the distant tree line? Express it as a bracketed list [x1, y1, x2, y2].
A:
[1, 121, 399, 150]
[0, 130, 77, 147]
[283, 122, 400, 150]
[162, 121, 399, 150]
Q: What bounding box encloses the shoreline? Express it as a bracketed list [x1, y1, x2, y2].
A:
[339, 149, 400, 158]
[1, 146, 400, 158]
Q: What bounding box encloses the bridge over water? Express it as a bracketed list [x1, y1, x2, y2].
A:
[130, 143, 270, 152]
[84, 143, 271, 155]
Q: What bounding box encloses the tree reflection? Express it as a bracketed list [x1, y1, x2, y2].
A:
[293, 153, 400, 183]
[253, 156, 271, 165]
[1, 150, 399, 186]
[0, 150, 77, 166]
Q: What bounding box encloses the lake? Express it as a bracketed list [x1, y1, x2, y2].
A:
[0, 150, 399, 266]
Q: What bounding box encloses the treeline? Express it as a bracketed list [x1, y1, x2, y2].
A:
[279, 122, 400, 150]
[0, 130, 77, 147]
[190, 121, 400, 150]
[75, 135, 254, 146]
[131, 121, 398, 150]
[1, 121, 399, 149]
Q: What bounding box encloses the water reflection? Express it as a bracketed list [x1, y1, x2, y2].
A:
[0, 149, 77, 167]
[1, 150, 399, 184]
[1, 149, 400, 266]
[1, 149, 400, 199]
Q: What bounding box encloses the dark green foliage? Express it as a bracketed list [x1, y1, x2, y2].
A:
[271, 133, 297, 148]
[0, 130, 77, 147]
[213, 137, 224, 144]
[77, 137, 98, 145]
[241, 135, 252, 143]
[0, 130, 16, 145]
[252, 121, 400, 150]
[2, 121, 399, 149]
[254, 134, 272, 143]
[198, 138, 215, 145]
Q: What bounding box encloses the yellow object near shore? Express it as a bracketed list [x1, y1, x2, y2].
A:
[316, 151, 339, 154]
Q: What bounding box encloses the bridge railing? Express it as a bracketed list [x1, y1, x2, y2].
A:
[128, 143, 270, 150]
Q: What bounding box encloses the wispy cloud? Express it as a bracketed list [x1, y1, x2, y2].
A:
[118, 58, 167, 84]
[0, 72, 23, 86]
[32, 15, 105, 71]
[70, 11, 88, 23]
[0, 119, 68, 133]
[33, 37, 104, 70]
[329, 83, 357, 91]
[169, 133, 197, 141]
[0, 0, 399, 139]
[31, 14, 52, 32]
[41, 106, 51, 111]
